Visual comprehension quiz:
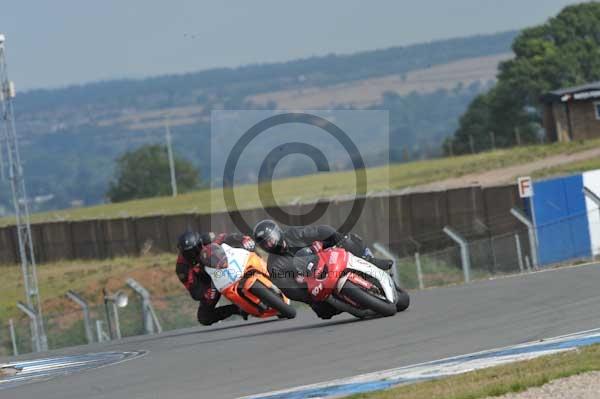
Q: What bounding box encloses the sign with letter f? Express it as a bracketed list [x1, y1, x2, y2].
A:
[518, 176, 533, 198]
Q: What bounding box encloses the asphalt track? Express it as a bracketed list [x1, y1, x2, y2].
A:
[3, 263, 600, 399]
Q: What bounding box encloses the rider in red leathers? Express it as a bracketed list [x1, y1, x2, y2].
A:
[175, 231, 256, 325]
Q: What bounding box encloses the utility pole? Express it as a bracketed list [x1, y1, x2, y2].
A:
[165, 117, 178, 197]
[0, 34, 48, 351]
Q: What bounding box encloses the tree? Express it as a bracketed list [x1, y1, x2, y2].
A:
[107, 144, 200, 202]
[448, 3, 600, 154]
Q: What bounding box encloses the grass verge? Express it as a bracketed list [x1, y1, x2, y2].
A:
[2, 139, 600, 226]
[0, 254, 178, 323]
[532, 157, 600, 179]
[347, 344, 600, 399]
[0, 254, 191, 356]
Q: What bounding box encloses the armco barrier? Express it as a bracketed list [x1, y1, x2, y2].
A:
[0, 184, 523, 264]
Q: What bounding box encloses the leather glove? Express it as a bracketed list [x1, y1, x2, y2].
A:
[310, 240, 323, 254]
[241, 236, 256, 251]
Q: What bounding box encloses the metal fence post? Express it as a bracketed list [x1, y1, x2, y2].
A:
[16, 302, 41, 352]
[66, 290, 94, 344]
[514, 234, 524, 273]
[126, 278, 163, 334]
[372, 244, 402, 289]
[511, 208, 539, 269]
[9, 319, 18, 356]
[414, 252, 424, 290]
[96, 320, 103, 343]
[443, 226, 471, 283]
[96, 320, 110, 343]
[102, 289, 114, 340]
[112, 303, 122, 340]
[103, 290, 128, 340]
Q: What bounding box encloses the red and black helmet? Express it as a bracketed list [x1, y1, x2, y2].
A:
[200, 243, 229, 269]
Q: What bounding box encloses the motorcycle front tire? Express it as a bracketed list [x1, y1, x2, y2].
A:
[340, 281, 397, 317]
[249, 281, 297, 319]
[396, 287, 410, 312]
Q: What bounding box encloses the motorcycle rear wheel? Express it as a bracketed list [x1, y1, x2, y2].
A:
[340, 281, 397, 317]
[250, 281, 297, 319]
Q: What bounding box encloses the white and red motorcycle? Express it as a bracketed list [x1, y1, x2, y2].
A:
[302, 245, 408, 318]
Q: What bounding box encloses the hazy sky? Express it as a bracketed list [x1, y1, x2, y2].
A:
[0, 0, 585, 90]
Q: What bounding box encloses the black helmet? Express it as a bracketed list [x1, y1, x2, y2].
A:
[177, 231, 202, 264]
[199, 232, 216, 246]
[200, 243, 228, 269]
[253, 220, 287, 254]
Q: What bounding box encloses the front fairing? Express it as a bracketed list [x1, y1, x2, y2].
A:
[340, 253, 397, 303]
[304, 248, 349, 302]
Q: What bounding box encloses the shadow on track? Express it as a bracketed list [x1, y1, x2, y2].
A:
[120, 319, 281, 345]
[167, 316, 366, 350]
[102, 310, 382, 350]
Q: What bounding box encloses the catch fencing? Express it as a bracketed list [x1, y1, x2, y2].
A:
[387, 208, 600, 291]
[0, 289, 199, 357]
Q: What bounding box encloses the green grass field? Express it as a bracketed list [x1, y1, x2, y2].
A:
[3, 139, 600, 227]
[348, 344, 600, 399]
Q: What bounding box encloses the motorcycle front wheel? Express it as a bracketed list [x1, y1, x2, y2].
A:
[340, 281, 397, 317]
[396, 287, 410, 312]
[249, 281, 297, 319]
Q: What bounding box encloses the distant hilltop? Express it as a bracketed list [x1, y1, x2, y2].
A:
[1, 30, 517, 212]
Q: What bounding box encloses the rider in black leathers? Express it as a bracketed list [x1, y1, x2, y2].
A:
[253, 220, 409, 319]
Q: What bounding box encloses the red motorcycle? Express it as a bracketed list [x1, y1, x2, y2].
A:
[302, 246, 405, 318]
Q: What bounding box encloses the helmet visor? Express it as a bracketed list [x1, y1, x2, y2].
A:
[182, 246, 201, 264]
[200, 244, 229, 269]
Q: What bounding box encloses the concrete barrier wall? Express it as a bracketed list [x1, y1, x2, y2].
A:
[0, 184, 523, 265]
[38, 222, 73, 262]
[0, 226, 17, 263]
